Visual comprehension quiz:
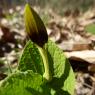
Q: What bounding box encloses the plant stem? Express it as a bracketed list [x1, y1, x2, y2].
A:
[6, 57, 12, 74]
[7, 62, 12, 74]
[37, 45, 52, 82]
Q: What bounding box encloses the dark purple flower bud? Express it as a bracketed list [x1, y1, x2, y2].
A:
[24, 4, 48, 47]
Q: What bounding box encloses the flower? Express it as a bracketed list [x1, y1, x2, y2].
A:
[24, 4, 48, 47]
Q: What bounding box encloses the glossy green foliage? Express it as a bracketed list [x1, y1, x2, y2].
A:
[18, 41, 44, 75]
[0, 70, 43, 95]
[18, 40, 75, 95]
[0, 40, 75, 95]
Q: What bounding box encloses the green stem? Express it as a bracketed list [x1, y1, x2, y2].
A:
[6, 57, 12, 74]
[7, 62, 12, 74]
[37, 45, 52, 82]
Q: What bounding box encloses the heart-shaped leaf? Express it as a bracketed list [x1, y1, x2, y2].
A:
[0, 70, 43, 95]
[18, 40, 75, 95]
[46, 40, 75, 95]
[18, 41, 44, 75]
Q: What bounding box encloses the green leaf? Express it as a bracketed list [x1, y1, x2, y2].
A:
[19, 40, 75, 95]
[0, 70, 53, 95]
[18, 41, 44, 75]
[46, 40, 75, 95]
[0, 70, 43, 95]
[85, 24, 95, 34]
